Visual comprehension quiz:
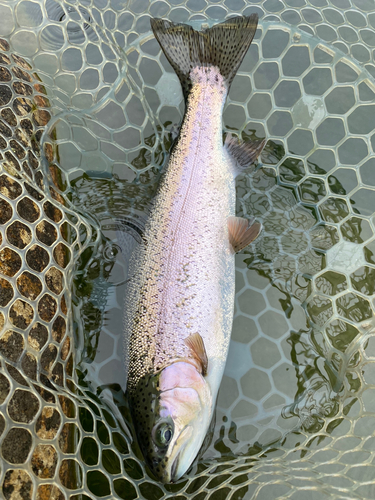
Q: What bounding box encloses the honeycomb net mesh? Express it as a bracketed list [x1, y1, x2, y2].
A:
[1, 0, 375, 499]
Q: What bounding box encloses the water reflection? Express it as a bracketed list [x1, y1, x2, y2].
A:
[4, 1, 375, 496]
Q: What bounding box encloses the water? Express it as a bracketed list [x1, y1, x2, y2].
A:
[2, 0, 375, 499]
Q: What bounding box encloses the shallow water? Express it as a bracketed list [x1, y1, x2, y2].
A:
[2, 0, 375, 499]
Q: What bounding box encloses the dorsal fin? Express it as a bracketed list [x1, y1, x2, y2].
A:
[228, 216, 262, 253]
[225, 133, 266, 171]
[113, 216, 145, 250]
[184, 333, 208, 376]
[101, 217, 147, 285]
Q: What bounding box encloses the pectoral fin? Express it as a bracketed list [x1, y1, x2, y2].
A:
[228, 216, 262, 253]
[184, 333, 208, 376]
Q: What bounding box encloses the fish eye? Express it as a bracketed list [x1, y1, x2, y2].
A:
[152, 421, 174, 448]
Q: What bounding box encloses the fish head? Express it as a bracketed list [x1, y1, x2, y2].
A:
[130, 361, 212, 483]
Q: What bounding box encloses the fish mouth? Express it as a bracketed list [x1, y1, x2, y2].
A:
[170, 451, 180, 482]
[163, 425, 193, 483]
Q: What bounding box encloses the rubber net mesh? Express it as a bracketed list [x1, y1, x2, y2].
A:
[1, 0, 375, 499]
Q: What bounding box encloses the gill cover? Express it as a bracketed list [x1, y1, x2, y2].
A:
[129, 362, 212, 483]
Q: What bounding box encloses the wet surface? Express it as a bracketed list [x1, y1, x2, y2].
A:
[2, 0, 375, 499]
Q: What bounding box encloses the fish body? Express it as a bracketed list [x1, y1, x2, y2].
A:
[122, 15, 265, 483]
[127, 67, 235, 396]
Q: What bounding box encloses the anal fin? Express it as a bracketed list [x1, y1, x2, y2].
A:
[225, 133, 266, 174]
[228, 216, 262, 253]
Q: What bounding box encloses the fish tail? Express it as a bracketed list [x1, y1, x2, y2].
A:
[150, 15, 258, 101]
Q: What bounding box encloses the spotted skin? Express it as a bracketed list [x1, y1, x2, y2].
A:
[123, 15, 262, 483]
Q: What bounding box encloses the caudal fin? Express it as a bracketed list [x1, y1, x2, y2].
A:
[150, 15, 258, 100]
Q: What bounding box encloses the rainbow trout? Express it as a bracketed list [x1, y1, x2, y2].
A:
[122, 14, 265, 483]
